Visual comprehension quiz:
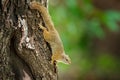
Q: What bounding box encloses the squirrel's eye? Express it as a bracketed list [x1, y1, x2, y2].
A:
[65, 58, 68, 61]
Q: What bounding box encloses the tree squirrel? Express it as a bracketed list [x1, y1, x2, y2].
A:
[30, 1, 71, 64]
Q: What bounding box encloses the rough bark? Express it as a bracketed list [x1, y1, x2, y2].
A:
[0, 0, 58, 80]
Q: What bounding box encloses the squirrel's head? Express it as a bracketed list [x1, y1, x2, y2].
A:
[59, 54, 71, 64]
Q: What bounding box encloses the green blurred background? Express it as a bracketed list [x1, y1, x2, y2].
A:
[49, 0, 120, 80]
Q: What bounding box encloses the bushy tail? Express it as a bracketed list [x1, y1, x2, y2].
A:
[30, 1, 55, 30]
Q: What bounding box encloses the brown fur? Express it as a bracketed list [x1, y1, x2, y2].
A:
[30, 1, 71, 64]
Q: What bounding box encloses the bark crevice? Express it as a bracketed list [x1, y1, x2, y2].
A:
[0, 0, 58, 80]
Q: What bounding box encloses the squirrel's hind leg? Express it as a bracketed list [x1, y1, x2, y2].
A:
[39, 24, 52, 42]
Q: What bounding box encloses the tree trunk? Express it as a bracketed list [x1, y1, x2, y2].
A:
[0, 0, 58, 80]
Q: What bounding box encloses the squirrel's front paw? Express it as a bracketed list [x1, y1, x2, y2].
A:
[38, 24, 46, 30]
[51, 60, 54, 64]
[51, 55, 56, 64]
